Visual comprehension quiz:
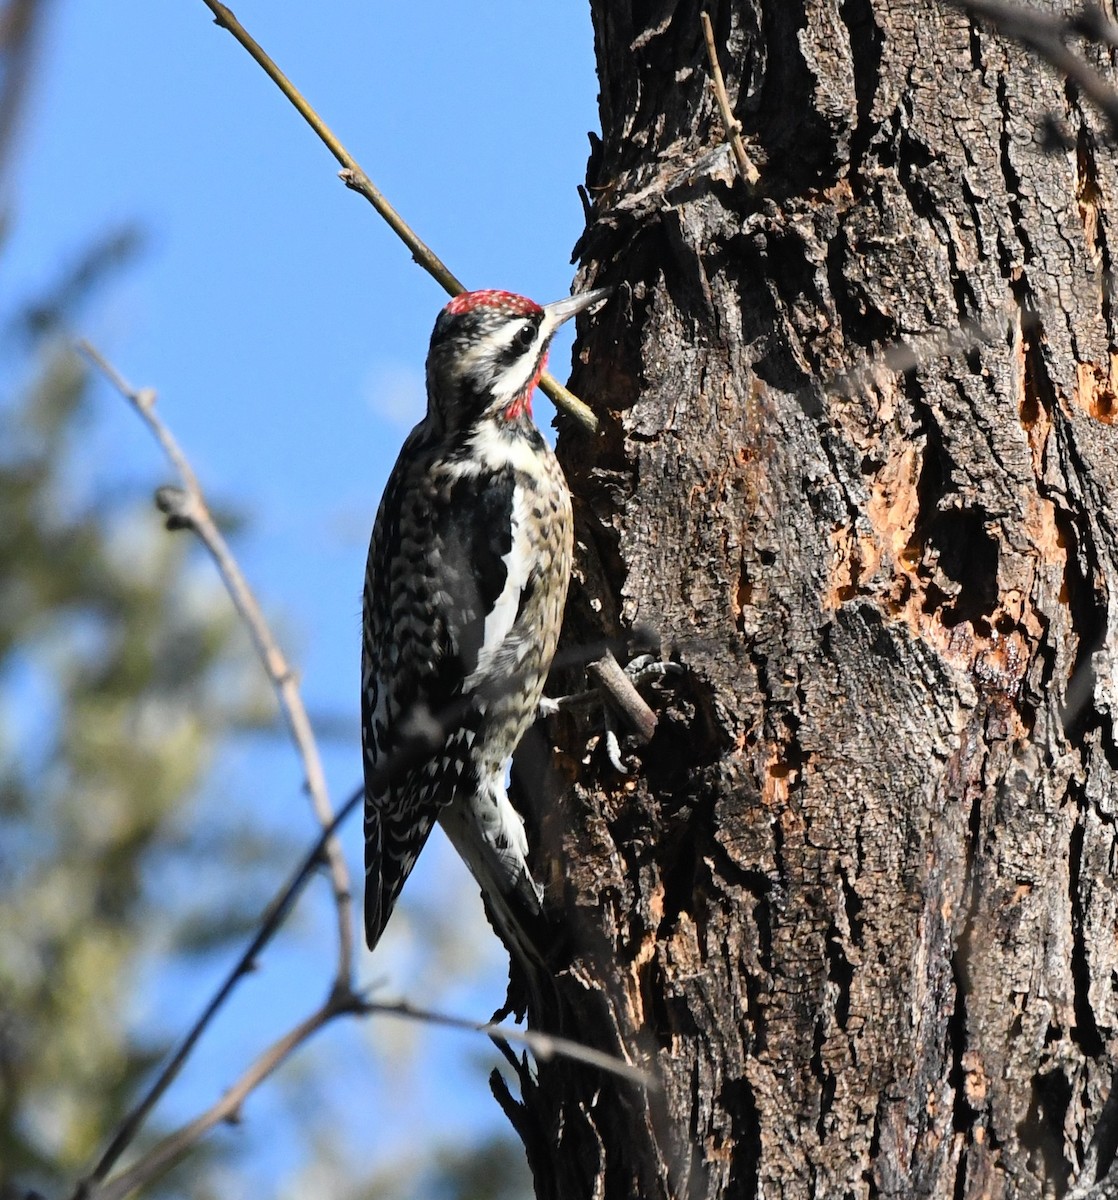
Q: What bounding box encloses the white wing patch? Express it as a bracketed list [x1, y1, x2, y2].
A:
[468, 481, 532, 687]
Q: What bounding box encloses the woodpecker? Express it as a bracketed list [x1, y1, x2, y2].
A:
[362, 285, 610, 957]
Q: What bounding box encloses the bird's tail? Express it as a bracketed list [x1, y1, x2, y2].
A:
[364, 801, 439, 952]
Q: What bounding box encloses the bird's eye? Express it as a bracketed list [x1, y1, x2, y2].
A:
[515, 324, 537, 350]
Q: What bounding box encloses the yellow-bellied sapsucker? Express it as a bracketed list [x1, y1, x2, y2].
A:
[362, 286, 610, 956]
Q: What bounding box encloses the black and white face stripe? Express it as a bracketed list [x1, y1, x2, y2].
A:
[458, 309, 549, 403]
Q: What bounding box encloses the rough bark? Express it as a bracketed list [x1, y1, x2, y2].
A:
[504, 2, 1118, 1198]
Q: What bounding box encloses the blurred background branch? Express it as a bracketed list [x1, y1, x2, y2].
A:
[0, 0, 45, 200]
[953, 0, 1118, 136]
[77, 342, 355, 985]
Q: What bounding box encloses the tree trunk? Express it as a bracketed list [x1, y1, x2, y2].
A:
[503, 2, 1118, 1198]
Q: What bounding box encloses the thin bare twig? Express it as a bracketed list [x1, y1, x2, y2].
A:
[76, 343, 354, 975]
[198, 0, 600, 434]
[369, 999, 658, 1089]
[89, 991, 362, 1200]
[71, 776, 364, 1198]
[85, 985, 656, 1200]
[700, 11, 760, 186]
[955, 0, 1118, 136]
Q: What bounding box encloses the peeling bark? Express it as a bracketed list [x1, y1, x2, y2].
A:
[507, 3, 1118, 1197]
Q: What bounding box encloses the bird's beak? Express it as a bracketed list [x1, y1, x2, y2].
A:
[540, 286, 612, 336]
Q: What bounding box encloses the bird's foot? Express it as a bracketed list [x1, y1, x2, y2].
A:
[539, 649, 684, 772]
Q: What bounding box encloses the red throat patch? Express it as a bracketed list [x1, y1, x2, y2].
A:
[503, 350, 550, 422]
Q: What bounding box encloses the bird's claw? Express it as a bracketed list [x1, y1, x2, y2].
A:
[603, 709, 629, 774]
[540, 650, 684, 773]
[623, 654, 685, 689]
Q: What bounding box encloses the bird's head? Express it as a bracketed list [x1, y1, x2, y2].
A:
[425, 287, 610, 428]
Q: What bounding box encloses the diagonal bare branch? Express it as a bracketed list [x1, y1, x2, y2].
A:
[80, 981, 658, 1200]
[84, 991, 362, 1200]
[197, 0, 601, 434]
[73, 781, 357, 1200]
[70, 773, 362, 1198]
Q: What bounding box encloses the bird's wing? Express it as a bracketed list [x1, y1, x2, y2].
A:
[362, 463, 523, 949]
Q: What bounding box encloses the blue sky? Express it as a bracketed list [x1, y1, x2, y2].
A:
[14, 2, 600, 1192]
